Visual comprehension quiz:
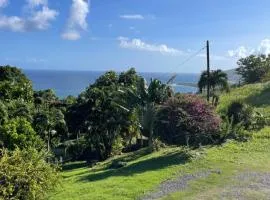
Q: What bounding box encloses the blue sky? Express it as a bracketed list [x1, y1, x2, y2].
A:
[0, 0, 270, 73]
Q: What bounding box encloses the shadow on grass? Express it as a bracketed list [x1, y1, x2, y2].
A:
[245, 85, 270, 108]
[61, 148, 156, 179]
[62, 161, 88, 171]
[78, 151, 190, 182]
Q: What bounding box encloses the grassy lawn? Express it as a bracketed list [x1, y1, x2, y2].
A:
[50, 82, 270, 200]
[163, 127, 270, 200]
[50, 147, 192, 200]
[50, 127, 270, 200]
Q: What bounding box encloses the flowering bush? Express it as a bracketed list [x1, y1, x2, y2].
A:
[155, 95, 221, 146]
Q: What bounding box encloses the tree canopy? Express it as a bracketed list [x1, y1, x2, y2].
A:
[236, 54, 270, 84]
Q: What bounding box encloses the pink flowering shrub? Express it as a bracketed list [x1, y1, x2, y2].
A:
[155, 94, 221, 146]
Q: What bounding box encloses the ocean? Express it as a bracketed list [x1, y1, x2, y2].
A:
[23, 70, 199, 98]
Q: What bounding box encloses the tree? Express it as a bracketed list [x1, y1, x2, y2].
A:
[7, 100, 33, 122]
[198, 69, 229, 105]
[123, 78, 172, 147]
[33, 108, 67, 151]
[236, 54, 270, 84]
[0, 101, 8, 126]
[0, 118, 43, 150]
[83, 86, 126, 160]
[198, 69, 229, 93]
[140, 103, 156, 147]
[0, 66, 34, 102]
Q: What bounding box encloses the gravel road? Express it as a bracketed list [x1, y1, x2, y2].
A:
[141, 171, 270, 200]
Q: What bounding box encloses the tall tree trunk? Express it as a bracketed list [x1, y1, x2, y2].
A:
[148, 130, 153, 148]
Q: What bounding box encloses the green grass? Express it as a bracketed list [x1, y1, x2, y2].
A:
[50, 82, 270, 200]
[217, 82, 270, 116]
[50, 128, 270, 200]
[50, 147, 192, 200]
[163, 127, 270, 199]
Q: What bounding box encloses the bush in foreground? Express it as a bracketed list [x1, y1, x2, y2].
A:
[155, 95, 221, 146]
[0, 148, 60, 200]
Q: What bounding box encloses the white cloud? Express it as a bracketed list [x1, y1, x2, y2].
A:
[0, 0, 58, 32]
[0, 0, 8, 8]
[118, 37, 183, 55]
[28, 6, 58, 30]
[228, 46, 254, 58]
[258, 39, 270, 55]
[26, 0, 47, 7]
[62, 0, 90, 41]
[120, 14, 144, 20]
[61, 31, 81, 40]
[0, 16, 25, 32]
[228, 38, 270, 58]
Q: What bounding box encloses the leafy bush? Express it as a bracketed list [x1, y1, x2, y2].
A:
[109, 160, 127, 169]
[111, 136, 124, 156]
[220, 116, 250, 142]
[155, 95, 221, 146]
[0, 118, 43, 150]
[151, 139, 167, 152]
[0, 148, 60, 200]
[227, 101, 254, 129]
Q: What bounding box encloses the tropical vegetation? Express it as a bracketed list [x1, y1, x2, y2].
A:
[1, 52, 270, 199]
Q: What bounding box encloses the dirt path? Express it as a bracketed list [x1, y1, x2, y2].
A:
[219, 172, 270, 200]
[141, 170, 217, 200]
[141, 171, 270, 200]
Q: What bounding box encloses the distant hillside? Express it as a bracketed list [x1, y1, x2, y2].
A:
[225, 68, 241, 83]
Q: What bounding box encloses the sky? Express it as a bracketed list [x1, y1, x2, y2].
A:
[0, 0, 270, 73]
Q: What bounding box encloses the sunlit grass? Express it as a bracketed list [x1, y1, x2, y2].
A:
[50, 82, 270, 200]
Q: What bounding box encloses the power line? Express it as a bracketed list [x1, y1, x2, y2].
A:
[175, 46, 206, 70]
[156, 45, 206, 83]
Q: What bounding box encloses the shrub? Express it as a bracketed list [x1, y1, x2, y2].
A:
[0, 148, 60, 200]
[227, 101, 254, 129]
[109, 160, 127, 169]
[151, 139, 167, 152]
[155, 95, 221, 146]
[220, 116, 250, 142]
[111, 136, 124, 156]
[0, 118, 44, 150]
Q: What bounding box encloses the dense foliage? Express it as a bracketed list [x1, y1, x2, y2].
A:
[0, 66, 33, 102]
[0, 148, 59, 200]
[0, 66, 62, 199]
[0, 118, 43, 150]
[155, 95, 221, 146]
[236, 54, 270, 84]
[3, 63, 265, 199]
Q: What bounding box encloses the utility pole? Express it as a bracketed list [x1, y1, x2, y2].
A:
[206, 40, 210, 102]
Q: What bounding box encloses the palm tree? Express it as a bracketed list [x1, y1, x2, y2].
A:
[118, 78, 171, 147]
[198, 69, 229, 104]
[140, 102, 156, 148]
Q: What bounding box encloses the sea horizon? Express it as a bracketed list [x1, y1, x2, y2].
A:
[23, 69, 199, 98]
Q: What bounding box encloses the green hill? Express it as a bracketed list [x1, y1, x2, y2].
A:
[217, 82, 270, 116]
[50, 82, 270, 200]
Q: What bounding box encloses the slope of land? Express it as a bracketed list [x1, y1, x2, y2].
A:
[50, 82, 270, 200]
